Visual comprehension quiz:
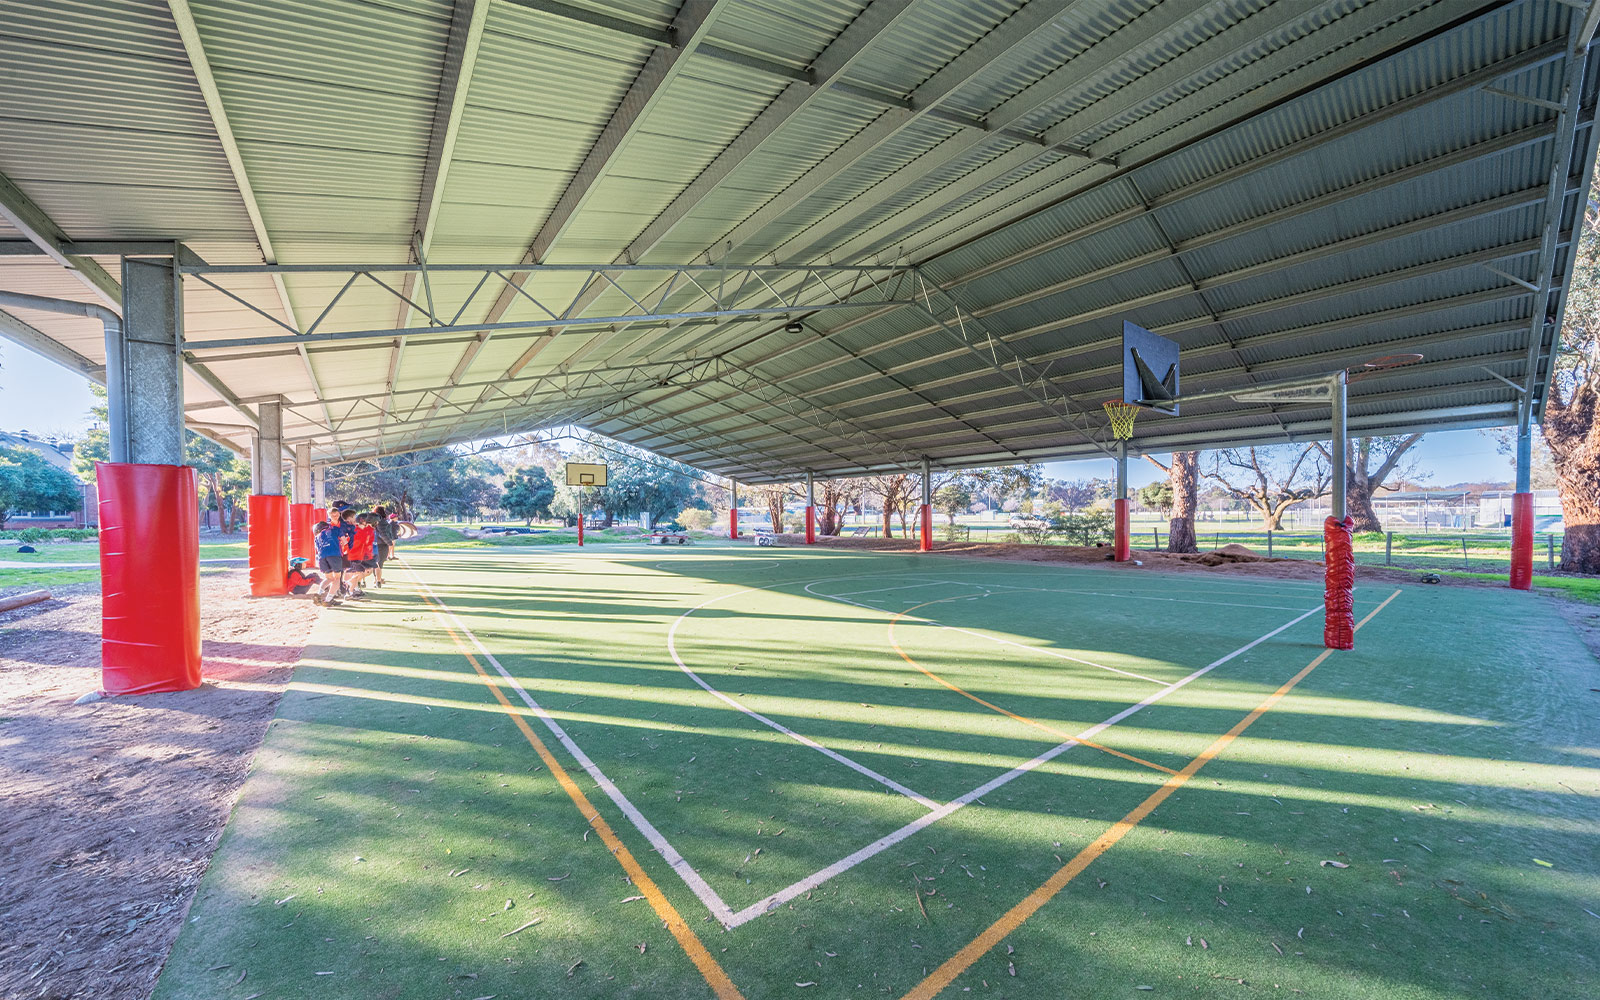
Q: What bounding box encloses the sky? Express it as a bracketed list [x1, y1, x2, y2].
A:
[1, 338, 1513, 485]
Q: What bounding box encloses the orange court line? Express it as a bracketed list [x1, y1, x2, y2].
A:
[890, 598, 1180, 776]
[899, 588, 1403, 1000]
[409, 574, 746, 1000]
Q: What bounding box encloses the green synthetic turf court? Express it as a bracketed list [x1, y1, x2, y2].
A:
[154, 543, 1598, 999]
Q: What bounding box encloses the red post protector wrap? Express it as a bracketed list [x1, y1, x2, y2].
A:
[577, 511, 584, 546]
[729, 507, 739, 539]
[96, 462, 201, 695]
[1509, 492, 1533, 591]
[248, 494, 289, 597]
[1323, 515, 1356, 650]
[289, 502, 316, 561]
[1113, 497, 1130, 562]
[805, 506, 816, 544]
[919, 503, 933, 552]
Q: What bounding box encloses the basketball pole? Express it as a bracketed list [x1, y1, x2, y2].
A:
[919, 457, 933, 552]
[1113, 442, 1130, 562]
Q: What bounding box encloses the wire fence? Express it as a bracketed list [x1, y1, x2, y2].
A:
[840, 515, 1563, 574]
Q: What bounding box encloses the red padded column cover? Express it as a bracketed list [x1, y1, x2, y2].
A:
[96, 462, 201, 695]
[248, 494, 289, 596]
[1509, 492, 1533, 590]
[919, 503, 933, 552]
[729, 507, 739, 539]
[805, 506, 816, 544]
[289, 502, 315, 561]
[577, 511, 584, 546]
[1323, 515, 1356, 650]
[1113, 497, 1130, 562]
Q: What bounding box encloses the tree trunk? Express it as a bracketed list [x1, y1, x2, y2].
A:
[1543, 379, 1600, 572]
[602, 510, 615, 527]
[1346, 477, 1383, 534]
[882, 507, 893, 538]
[1258, 503, 1283, 531]
[1166, 451, 1200, 553]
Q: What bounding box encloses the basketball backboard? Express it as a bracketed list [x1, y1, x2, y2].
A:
[566, 462, 608, 487]
[1122, 320, 1180, 415]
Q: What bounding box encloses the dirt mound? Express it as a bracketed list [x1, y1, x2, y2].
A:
[1177, 542, 1291, 567]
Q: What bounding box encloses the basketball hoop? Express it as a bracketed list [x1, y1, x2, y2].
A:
[1103, 399, 1141, 440]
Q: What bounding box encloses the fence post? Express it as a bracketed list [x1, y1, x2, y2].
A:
[1549, 534, 1556, 571]
[1461, 536, 1469, 570]
[1385, 531, 1393, 566]
[1153, 527, 1160, 548]
[1267, 531, 1273, 557]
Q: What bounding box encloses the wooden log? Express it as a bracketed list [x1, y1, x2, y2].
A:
[0, 589, 52, 613]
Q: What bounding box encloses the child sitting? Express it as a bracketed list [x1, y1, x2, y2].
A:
[286, 556, 322, 595]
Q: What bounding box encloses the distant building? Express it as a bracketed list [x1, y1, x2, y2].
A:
[0, 429, 97, 528]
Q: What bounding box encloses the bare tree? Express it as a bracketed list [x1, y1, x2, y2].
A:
[865, 473, 915, 537]
[750, 482, 800, 532]
[1202, 445, 1331, 531]
[816, 477, 866, 535]
[1311, 435, 1424, 533]
[1143, 451, 1201, 552]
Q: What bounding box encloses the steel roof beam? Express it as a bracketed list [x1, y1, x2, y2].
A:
[167, 0, 337, 448]
[385, 0, 490, 447]
[0, 308, 103, 379]
[0, 171, 121, 310]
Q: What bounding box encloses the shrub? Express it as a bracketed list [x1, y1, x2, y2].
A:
[676, 507, 714, 531]
[11, 527, 98, 543]
[1050, 510, 1113, 547]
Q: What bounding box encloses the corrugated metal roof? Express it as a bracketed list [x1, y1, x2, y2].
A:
[0, 0, 1594, 479]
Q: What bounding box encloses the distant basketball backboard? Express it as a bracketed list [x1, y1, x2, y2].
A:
[1122, 321, 1180, 415]
[566, 462, 608, 487]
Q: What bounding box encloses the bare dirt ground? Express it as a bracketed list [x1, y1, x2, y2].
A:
[0, 570, 318, 1000]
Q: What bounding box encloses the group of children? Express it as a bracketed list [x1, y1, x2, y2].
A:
[289, 501, 400, 607]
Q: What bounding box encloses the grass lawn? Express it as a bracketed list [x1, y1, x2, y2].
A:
[153, 543, 1598, 999]
[1440, 570, 1600, 604]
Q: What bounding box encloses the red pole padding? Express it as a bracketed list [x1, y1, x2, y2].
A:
[248, 494, 290, 596]
[96, 462, 201, 695]
[805, 505, 816, 544]
[1509, 491, 1534, 590]
[1113, 497, 1130, 561]
[919, 503, 933, 552]
[729, 507, 739, 539]
[1323, 515, 1356, 650]
[577, 511, 584, 546]
[288, 502, 316, 561]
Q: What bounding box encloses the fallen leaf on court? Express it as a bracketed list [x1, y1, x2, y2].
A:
[620, 895, 645, 903]
[1136, 987, 1154, 992]
[1319, 860, 1350, 868]
[1271, 942, 1283, 955]
[504, 899, 514, 910]
[1006, 944, 1014, 955]
[1008, 961, 1016, 977]
[234, 969, 247, 985]
[500, 918, 542, 938]
[547, 873, 570, 881]
[637, 942, 647, 954]
[205, 964, 231, 972]
[1533, 859, 1554, 867]
[449, 868, 470, 877]
[315, 971, 334, 976]
[469, 995, 497, 1000]
[274, 895, 296, 906]
[796, 982, 817, 987]
[1200, 938, 1209, 950]
[825, 952, 837, 958]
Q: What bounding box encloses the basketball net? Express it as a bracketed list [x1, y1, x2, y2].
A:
[1102, 399, 1141, 440]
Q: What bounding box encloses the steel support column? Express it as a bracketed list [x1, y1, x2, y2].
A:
[1511, 418, 1534, 589]
[118, 258, 186, 465]
[312, 465, 326, 508]
[252, 400, 284, 495]
[1324, 371, 1356, 650]
[805, 471, 816, 544]
[1114, 443, 1130, 562]
[919, 456, 933, 552]
[293, 442, 311, 503]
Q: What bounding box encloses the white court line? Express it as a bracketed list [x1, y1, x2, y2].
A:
[807, 582, 1164, 685]
[830, 579, 966, 598]
[668, 588, 940, 810]
[723, 600, 1322, 927]
[404, 563, 739, 928]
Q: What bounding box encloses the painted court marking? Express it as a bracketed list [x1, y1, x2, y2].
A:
[401, 562, 744, 1000]
[404, 551, 1328, 941]
[899, 589, 1403, 1000]
[809, 581, 1164, 685]
[403, 564, 741, 929]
